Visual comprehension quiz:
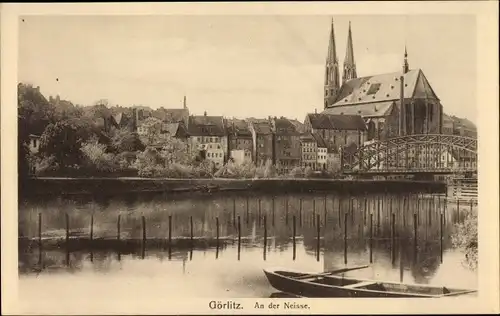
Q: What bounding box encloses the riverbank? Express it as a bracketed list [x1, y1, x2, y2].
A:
[20, 177, 446, 197]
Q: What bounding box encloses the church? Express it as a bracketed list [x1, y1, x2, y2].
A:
[321, 20, 443, 141]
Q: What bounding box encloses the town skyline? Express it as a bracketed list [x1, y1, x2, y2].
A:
[19, 15, 477, 123]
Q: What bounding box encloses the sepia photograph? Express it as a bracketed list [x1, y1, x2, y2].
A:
[2, 2, 499, 315]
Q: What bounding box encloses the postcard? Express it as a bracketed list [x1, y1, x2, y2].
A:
[1, 2, 498, 315]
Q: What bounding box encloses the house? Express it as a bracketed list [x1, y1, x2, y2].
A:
[272, 117, 301, 174]
[249, 119, 274, 166]
[187, 112, 228, 161]
[200, 142, 225, 169]
[152, 96, 190, 126]
[312, 132, 328, 170]
[299, 133, 317, 169]
[227, 119, 253, 163]
[304, 113, 367, 150]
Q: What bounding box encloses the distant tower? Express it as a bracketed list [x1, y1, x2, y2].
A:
[183, 95, 187, 109]
[324, 19, 340, 109]
[343, 21, 357, 83]
[403, 45, 409, 74]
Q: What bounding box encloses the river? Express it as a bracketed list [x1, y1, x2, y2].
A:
[18, 191, 477, 301]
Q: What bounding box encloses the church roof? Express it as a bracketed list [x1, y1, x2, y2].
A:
[323, 101, 394, 118]
[331, 68, 439, 107]
[306, 113, 367, 130]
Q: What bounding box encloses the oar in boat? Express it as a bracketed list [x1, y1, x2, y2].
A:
[296, 265, 370, 280]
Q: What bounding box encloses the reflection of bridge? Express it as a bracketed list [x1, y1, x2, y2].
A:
[342, 134, 477, 175]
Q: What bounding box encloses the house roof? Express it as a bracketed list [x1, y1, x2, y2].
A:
[300, 132, 316, 143]
[274, 117, 300, 136]
[312, 132, 327, 148]
[306, 113, 367, 130]
[330, 68, 439, 108]
[227, 119, 252, 137]
[252, 121, 273, 135]
[289, 119, 306, 133]
[187, 115, 226, 136]
[153, 108, 189, 123]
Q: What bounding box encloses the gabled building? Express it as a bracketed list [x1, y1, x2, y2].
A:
[312, 132, 328, 170]
[272, 117, 301, 174]
[299, 132, 317, 169]
[227, 119, 253, 162]
[249, 119, 274, 166]
[304, 113, 367, 149]
[187, 112, 228, 161]
[152, 96, 190, 126]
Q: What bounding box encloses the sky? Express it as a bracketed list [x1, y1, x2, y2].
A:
[18, 15, 477, 123]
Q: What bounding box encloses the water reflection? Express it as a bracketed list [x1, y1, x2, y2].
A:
[18, 192, 477, 298]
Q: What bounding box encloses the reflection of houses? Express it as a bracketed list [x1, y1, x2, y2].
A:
[227, 119, 253, 163]
[28, 134, 41, 154]
[322, 21, 443, 140]
[249, 119, 274, 166]
[187, 112, 228, 161]
[272, 117, 301, 174]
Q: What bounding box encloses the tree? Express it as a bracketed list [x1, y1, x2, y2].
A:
[39, 121, 84, 168]
[159, 136, 194, 165]
[18, 83, 56, 136]
[111, 130, 145, 153]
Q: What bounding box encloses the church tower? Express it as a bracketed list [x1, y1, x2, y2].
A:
[403, 45, 409, 74]
[343, 21, 357, 83]
[324, 19, 340, 109]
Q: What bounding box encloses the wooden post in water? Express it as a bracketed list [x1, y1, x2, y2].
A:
[413, 213, 418, 261]
[65, 213, 70, 266]
[90, 214, 94, 262]
[38, 213, 42, 267]
[456, 199, 460, 223]
[142, 215, 146, 259]
[324, 195, 327, 224]
[237, 216, 241, 261]
[117, 214, 121, 261]
[292, 216, 296, 260]
[263, 215, 267, 260]
[299, 198, 303, 227]
[363, 196, 367, 226]
[338, 196, 342, 227]
[428, 197, 433, 227]
[272, 196, 275, 227]
[233, 198, 236, 227]
[285, 196, 289, 225]
[258, 199, 262, 226]
[440, 212, 444, 263]
[313, 199, 316, 227]
[377, 195, 380, 234]
[190, 216, 194, 244]
[168, 215, 172, 258]
[246, 196, 250, 225]
[369, 213, 373, 263]
[216, 217, 220, 259]
[316, 214, 321, 262]
[391, 213, 395, 265]
[344, 212, 348, 264]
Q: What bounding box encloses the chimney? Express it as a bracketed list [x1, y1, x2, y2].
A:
[204, 111, 207, 116]
[315, 108, 317, 114]
[183, 95, 187, 109]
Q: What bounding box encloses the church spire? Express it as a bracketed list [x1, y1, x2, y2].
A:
[324, 18, 340, 109]
[403, 45, 409, 74]
[343, 21, 357, 83]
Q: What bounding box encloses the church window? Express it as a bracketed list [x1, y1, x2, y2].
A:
[325, 90, 329, 96]
[330, 89, 334, 96]
[367, 83, 381, 95]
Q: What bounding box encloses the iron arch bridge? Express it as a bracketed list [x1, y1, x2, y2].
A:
[342, 134, 477, 174]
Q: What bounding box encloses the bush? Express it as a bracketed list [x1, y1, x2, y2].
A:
[81, 141, 118, 172]
[289, 166, 304, 178]
[451, 209, 478, 270]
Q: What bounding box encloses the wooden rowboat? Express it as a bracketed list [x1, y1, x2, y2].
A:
[263, 267, 477, 298]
